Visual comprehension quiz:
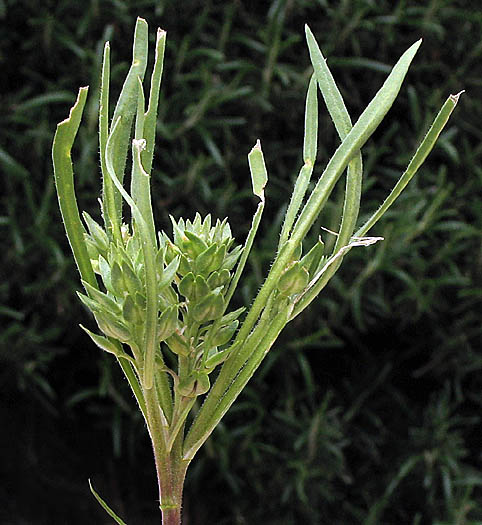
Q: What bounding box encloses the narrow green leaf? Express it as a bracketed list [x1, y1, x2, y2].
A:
[81, 280, 120, 313]
[278, 74, 318, 248]
[355, 92, 463, 238]
[290, 36, 422, 248]
[52, 86, 97, 289]
[303, 73, 318, 163]
[99, 41, 121, 242]
[291, 93, 462, 320]
[248, 140, 268, 201]
[306, 25, 352, 138]
[82, 211, 108, 252]
[88, 480, 128, 525]
[80, 324, 135, 363]
[142, 28, 167, 174]
[109, 17, 149, 222]
[302, 23, 364, 302]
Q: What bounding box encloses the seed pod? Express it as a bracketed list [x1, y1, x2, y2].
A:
[205, 347, 231, 371]
[221, 309, 245, 327]
[158, 305, 179, 341]
[84, 234, 100, 261]
[192, 290, 225, 323]
[80, 325, 121, 356]
[177, 372, 210, 397]
[95, 312, 131, 342]
[110, 261, 125, 296]
[193, 275, 210, 302]
[222, 245, 243, 271]
[210, 320, 238, 346]
[178, 254, 191, 276]
[122, 261, 143, 297]
[300, 238, 325, 277]
[158, 256, 180, 289]
[194, 243, 217, 275]
[183, 230, 208, 258]
[165, 331, 190, 357]
[81, 281, 121, 315]
[193, 372, 210, 395]
[278, 261, 309, 296]
[134, 291, 146, 309]
[82, 211, 109, 253]
[207, 269, 230, 289]
[164, 239, 181, 265]
[210, 244, 226, 273]
[122, 295, 143, 325]
[177, 374, 196, 397]
[178, 272, 196, 299]
[98, 255, 114, 294]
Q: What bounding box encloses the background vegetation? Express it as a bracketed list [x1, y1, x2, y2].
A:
[1, 0, 481, 523]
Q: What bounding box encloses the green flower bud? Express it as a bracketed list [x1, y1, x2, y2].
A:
[278, 261, 309, 296]
[192, 290, 225, 323]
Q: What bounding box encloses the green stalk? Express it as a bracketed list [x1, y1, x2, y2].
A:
[183, 306, 290, 459]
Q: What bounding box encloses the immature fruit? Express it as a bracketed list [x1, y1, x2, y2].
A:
[278, 261, 309, 296]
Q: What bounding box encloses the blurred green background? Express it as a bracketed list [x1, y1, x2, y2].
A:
[1, 0, 481, 523]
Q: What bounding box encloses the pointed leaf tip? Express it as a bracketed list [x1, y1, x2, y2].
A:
[450, 90, 465, 104]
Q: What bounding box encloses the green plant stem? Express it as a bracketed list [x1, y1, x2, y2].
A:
[144, 384, 189, 525]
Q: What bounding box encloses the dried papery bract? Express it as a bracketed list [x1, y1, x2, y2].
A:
[52, 17, 460, 524]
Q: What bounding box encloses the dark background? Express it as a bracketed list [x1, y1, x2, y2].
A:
[1, 0, 481, 523]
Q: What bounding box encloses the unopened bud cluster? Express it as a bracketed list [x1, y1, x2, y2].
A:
[78, 210, 244, 398]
